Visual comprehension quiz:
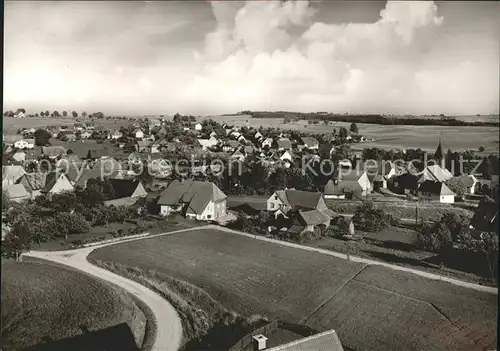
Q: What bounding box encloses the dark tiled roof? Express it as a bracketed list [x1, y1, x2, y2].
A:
[157, 180, 226, 215]
[107, 179, 144, 199]
[267, 329, 344, 351]
[284, 189, 322, 210]
[418, 180, 455, 196]
[299, 210, 331, 225]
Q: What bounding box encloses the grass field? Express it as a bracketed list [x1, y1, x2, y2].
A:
[89, 228, 497, 351]
[205, 114, 499, 153]
[1, 258, 149, 350]
[3, 116, 136, 135]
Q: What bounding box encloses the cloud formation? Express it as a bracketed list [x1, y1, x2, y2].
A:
[182, 1, 498, 115]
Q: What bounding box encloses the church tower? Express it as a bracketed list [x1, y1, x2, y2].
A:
[434, 133, 445, 169]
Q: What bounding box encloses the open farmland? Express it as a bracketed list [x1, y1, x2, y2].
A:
[1, 258, 149, 350]
[2, 116, 134, 134]
[205, 114, 499, 153]
[89, 228, 497, 351]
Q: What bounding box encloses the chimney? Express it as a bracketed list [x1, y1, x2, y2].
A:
[252, 334, 268, 351]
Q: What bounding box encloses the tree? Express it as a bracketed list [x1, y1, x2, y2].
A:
[352, 202, 391, 232]
[62, 110, 68, 117]
[51, 110, 60, 118]
[45, 110, 50, 117]
[124, 141, 137, 154]
[338, 127, 348, 140]
[34, 128, 52, 146]
[416, 222, 452, 253]
[2, 190, 11, 212]
[457, 230, 498, 282]
[445, 177, 467, 200]
[350, 122, 359, 133]
[72, 111, 78, 118]
[81, 111, 87, 118]
[173, 113, 182, 123]
[440, 212, 469, 241]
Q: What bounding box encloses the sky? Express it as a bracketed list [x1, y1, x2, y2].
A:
[4, 1, 499, 116]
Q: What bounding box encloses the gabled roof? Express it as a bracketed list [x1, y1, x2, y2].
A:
[157, 180, 226, 215]
[324, 180, 344, 195]
[266, 329, 344, 351]
[94, 157, 121, 174]
[42, 172, 63, 193]
[20, 172, 48, 191]
[284, 189, 323, 210]
[454, 174, 478, 188]
[226, 140, 240, 148]
[4, 135, 24, 144]
[74, 168, 102, 188]
[4, 184, 30, 199]
[301, 137, 319, 147]
[419, 165, 453, 183]
[418, 180, 455, 196]
[42, 146, 67, 157]
[277, 138, 292, 150]
[299, 209, 331, 225]
[434, 139, 444, 159]
[107, 179, 145, 199]
[2, 165, 26, 184]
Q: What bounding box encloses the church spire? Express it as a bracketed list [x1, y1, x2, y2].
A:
[434, 133, 445, 169]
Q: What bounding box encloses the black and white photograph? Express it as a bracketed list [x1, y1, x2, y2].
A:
[2, 1, 499, 350]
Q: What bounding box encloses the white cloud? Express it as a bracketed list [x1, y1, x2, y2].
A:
[182, 0, 498, 115]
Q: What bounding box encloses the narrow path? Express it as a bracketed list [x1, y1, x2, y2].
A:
[22, 226, 201, 351]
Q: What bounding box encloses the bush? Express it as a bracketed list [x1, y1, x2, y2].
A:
[416, 222, 452, 253]
[352, 202, 391, 232]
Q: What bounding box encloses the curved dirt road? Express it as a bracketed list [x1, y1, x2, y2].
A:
[24, 238, 185, 351]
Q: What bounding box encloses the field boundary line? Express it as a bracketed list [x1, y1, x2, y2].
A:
[213, 226, 498, 295]
[301, 265, 368, 325]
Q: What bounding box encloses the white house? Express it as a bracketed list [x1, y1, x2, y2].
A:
[133, 128, 144, 139]
[266, 189, 327, 213]
[417, 180, 455, 203]
[17, 172, 74, 199]
[280, 150, 293, 162]
[261, 138, 274, 149]
[197, 136, 218, 150]
[110, 130, 123, 140]
[157, 180, 227, 221]
[14, 139, 35, 149]
[11, 151, 26, 163]
[194, 123, 203, 131]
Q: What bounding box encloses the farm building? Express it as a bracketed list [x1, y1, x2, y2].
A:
[42, 146, 67, 159]
[418, 164, 453, 184]
[17, 171, 74, 199]
[2, 165, 27, 186]
[288, 209, 332, 235]
[133, 128, 144, 139]
[336, 171, 371, 197]
[299, 137, 319, 150]
[3, 184, 30, 202]
[261, 138, 274, 149]
[417, 180, 455, 203]
[109, 130, 123, 140]
[276, 138, 292, 151]
[267, 189, 327, 213]
[157, 180, 227, 221]
[323, 180, 347, 199]
[452, 174, 479, 194]
[103, 179, 147, 207]
[197, 137, 218, 150]
[194, 123, 203, 131]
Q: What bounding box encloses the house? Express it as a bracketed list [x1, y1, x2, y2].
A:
[80, 131, 92, 139]
[300, 137, 319, 150]
[418, 164, 453, 184]
[331, 215, 355, 235]
[74, 123, 84, 131]
[14, 139, 35, 149]
[110, 130, 123, 140]
[17, 171, 74, 199]
[3, 184, 30, 202]
[58, 131, 76, 141]
[261, 138, 274, 149]
[157, 180, 227, 221]
[209, 131, 218, 138]
[288, 209, 332, 235]
[11, 150, 26, 163]
[133, 128, 144, 139]
[254, 131, 263, 141]
[197, 137, 218, 150]
[276, 138, 292, 151]
[137, 140, 150, 153]
[194, 123, 203, 131]
[3, 135, 24, 146]
[453, 174, 479, 194]
[223, 140, 241, 152]
[103, 179, 148, 207]
[267, 189, 327, 213]
[337, 171, 371, 197]
[366, 161, 399, 190]
[417, 180, 455, 203]
[280, 150, 293, 162]
[42, 146, 67, 159]
[150, 142, 160, 154]
[231, 149, 246, 161]
[323, 180, 347, 199]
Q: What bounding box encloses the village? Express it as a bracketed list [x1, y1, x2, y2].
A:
[2, 111, 498, 271]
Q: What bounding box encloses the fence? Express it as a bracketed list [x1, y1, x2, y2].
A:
[228, 320, 279, 351]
